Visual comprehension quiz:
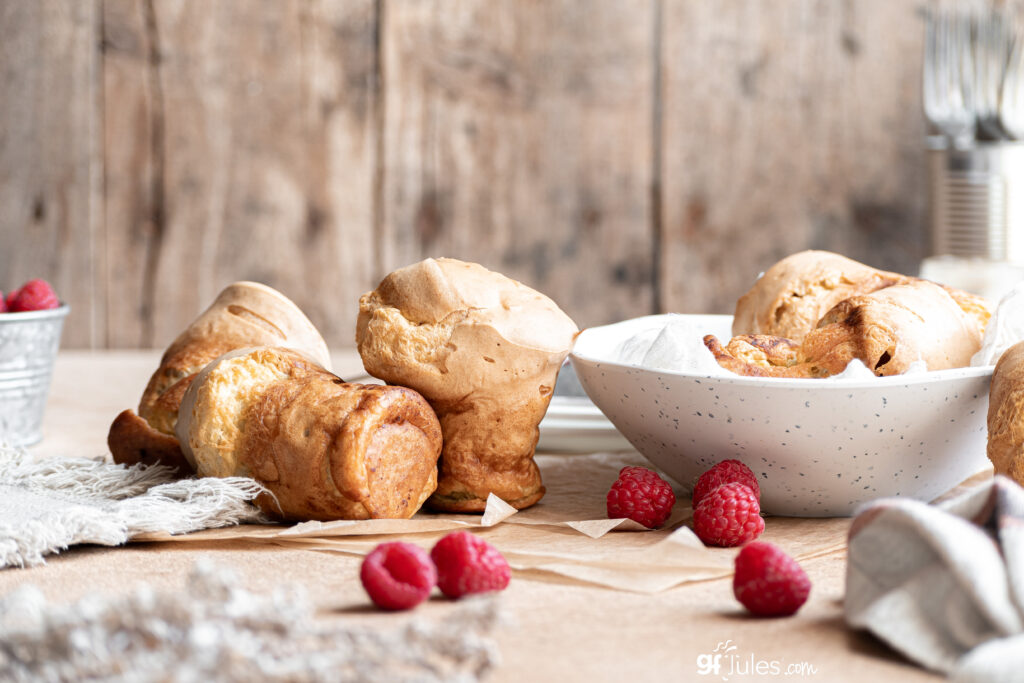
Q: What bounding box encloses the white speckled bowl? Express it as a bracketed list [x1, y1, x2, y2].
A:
[570, 314, 993, 517]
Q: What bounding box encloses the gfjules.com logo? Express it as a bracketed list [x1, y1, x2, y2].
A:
[696, 641, 818, 680]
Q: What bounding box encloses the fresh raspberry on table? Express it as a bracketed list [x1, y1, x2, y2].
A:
[733, 541, 811, 617]
[692, 482, 764, 547]
[607, 465, 677, 529]
[7, 279, 60, 312]
[430, 531, 510, 599]
[692, 459, 760, 508]
[360, 541, 437, 610]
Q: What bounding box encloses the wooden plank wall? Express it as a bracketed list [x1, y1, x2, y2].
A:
[0, 1, 103, 345]
[0, 0, 928, 350]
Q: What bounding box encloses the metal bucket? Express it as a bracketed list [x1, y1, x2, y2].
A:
[0, 305, 69, 447]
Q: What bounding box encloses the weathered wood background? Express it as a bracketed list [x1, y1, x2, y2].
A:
[0, 0, 928, 349]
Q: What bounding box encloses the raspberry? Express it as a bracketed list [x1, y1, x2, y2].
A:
[733, 541, 811, 616]
[692, 459, 760, 508]
[7, 279, 59, 312]
[606, 466, 676, 529]
[692, 482, 764, 547]
[360, 542, 436, 610]
[430, 531, 510, 599]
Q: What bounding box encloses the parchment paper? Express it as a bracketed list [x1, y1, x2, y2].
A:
[133, 452, 850, 594]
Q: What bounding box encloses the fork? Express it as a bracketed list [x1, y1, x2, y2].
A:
[924, 5, 978, 146]
[1000, 27, 1024, 139]
[973, 7, 1013, 139]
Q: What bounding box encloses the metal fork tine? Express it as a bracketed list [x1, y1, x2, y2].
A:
[923, 0, 1024, 144]
[1001, 27, 1024, 139]
[924, 6, 939, 128]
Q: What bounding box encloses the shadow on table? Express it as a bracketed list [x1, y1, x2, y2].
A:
[713, 608, 929, 675]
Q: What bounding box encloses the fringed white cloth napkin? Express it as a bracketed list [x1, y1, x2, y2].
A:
[845, 475, 1024, 682]
[0, 560, 501, 682]
[0, 448, 505, 681]
[0, 446, 266, 568]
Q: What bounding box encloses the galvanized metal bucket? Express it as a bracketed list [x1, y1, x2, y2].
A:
[0, 305, 69, 447]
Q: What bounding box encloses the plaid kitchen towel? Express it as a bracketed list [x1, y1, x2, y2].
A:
[845, 476, 1024, 682]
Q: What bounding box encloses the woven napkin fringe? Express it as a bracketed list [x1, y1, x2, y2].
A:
[0, 446, 267, 569]
[845, 475, 1024, 682]
[0, 559, 502, 682]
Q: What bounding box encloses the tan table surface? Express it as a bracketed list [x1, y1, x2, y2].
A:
[1, 350, 940, 682]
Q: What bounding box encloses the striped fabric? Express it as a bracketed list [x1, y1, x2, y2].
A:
[845, 476, 1024, 682]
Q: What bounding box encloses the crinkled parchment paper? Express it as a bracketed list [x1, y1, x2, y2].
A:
[134, 452, 850, 594]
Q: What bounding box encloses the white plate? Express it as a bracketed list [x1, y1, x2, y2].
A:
[537, 389, 634, 454]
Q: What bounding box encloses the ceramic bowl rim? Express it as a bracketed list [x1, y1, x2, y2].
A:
[570, 313, 994, 390]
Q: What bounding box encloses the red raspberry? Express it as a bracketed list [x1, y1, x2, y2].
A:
[430, 531, 510, 599]
[692, 459, 760, 508]
[733, 541, 811, 616]
[692, 482, 764, 547]
[360, 542, 436, 610]
[7, 279, 59, 312]
[606, 466, 676, 529]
